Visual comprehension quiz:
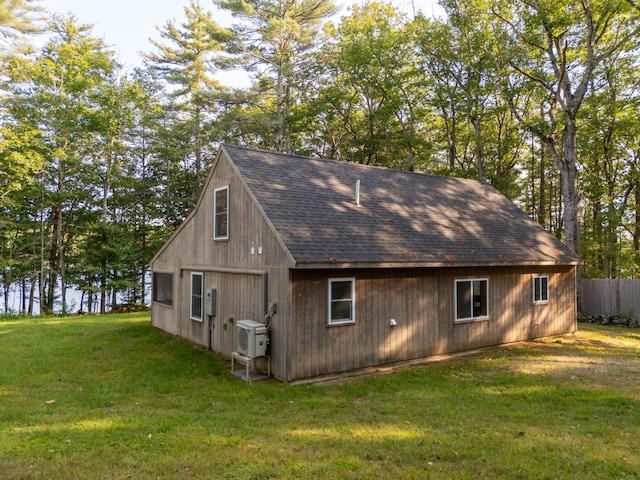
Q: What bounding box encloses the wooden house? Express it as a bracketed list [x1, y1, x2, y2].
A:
[150, 144, 581, 382]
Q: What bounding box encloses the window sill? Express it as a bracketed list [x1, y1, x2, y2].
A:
[327, 321, 356, 327]
[454, 317, 489, 325]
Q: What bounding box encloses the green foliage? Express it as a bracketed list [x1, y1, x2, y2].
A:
[145, 0, 234, 200]
[3, 0, 640, 313]
[215, 0, 337, 152]
[0, 0, 43, 64]
[299, 2, 433, 169]
[0, 123, 44, 203]
[1, 15, 170, 314]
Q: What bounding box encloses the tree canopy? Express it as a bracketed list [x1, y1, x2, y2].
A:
[2, 0, 640, 313]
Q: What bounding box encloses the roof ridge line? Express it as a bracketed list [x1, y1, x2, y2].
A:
[222, 143, 488, 184]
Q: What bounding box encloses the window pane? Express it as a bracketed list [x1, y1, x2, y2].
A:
[216, 189, 227, 212]
[456, 281, 471, 319]
[216, 214, 228, 238]
[192, 296, 202, 319]
[473, 280, 487, 317]
[534, 277, 541, 301]
[331, 300, 352, 321]
[191, 274, 203, 320]
[192, 274, 202, 296]
[215, 187, 229, 239]
[541, 277, 548, 301]
[331, 280, 352, 300]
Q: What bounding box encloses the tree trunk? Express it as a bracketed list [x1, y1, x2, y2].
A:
[560, 115, 581, 256]
[3, 282, 8, 314]
[28, 272, 36, 315]
[195, 105, 202, 187]
[539, 143, 546, 228]
[275, 67, 285, 153]
[441, 105, 457, 173]
[57, 206, 67, 314]
[635, 179, 640, 253]
[275, 64, 292, 154]
[100, 268, 106, 314]
[38, 266, 45, 316]
[21, 277, 26, 313]
[111, 280, 117, 310]
[471, 115, 485, 182]
[87, 290, 93, 313]
[47, 240, 57, 315]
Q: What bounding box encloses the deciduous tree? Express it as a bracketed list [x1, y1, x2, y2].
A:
[493, 0, 640, 255]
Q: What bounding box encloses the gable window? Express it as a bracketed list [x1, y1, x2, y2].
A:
[214, 185, 229, 240]
[191, 272, 203, 322]
[328, 278, 355, 326]
[533, 275, 549, 304]
[455, 278, 488, 322]
[152, 272, 173, 306]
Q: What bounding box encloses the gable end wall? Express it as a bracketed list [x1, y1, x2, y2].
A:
[150, 151, 293, 379]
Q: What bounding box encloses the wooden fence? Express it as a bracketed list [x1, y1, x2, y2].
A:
[580, 279, 640, 318]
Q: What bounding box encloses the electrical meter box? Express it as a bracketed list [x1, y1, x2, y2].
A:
[205, 289, 217, 316]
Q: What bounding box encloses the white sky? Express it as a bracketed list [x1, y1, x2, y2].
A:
[41, 0, 223, 70]
[40, 0, 443, 85]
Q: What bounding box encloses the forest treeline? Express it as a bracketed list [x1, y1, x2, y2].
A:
[1, 0, 640, 314]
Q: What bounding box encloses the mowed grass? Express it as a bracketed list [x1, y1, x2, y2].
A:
[1, 313, 639, 480]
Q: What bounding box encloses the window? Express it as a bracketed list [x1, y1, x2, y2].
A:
[328, 278, 355, 325]
[191, 272, 203, 321]
[214, 186, 229, 240]
[533, 275, 549, 304]
[152, 272, 173, 306]
[455, 278, 489, 322]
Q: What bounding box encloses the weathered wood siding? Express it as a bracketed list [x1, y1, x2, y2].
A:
[150, 151, 293, 379]
[288, 265, 576, 381]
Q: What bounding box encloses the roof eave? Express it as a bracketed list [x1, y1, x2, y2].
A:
[291, 259, 582, 269]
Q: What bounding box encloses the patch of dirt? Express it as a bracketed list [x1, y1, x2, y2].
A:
[501, 328, 640, 390]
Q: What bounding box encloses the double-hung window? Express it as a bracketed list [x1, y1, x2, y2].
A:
[191, 272, 203, 322]
[328, 278, 355, 326]
[533, 275, 549, 304]
[214, 186, 229, 240]
[455, 278, 489, 322]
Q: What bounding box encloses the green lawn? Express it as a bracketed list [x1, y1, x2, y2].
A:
[1, 313, 638, 479]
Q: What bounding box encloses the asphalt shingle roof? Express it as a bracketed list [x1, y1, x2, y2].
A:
[224, 144, 581, 267]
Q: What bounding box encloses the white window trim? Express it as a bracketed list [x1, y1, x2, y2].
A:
[454, 278, 489, 323]
[190, 272, 203, 322]
[328, 277, 356, 326]
[213, 185, 229, 240]
[533, 275, 549, 305]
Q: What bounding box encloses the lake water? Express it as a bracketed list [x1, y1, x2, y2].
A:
[1, 278, 151, 315]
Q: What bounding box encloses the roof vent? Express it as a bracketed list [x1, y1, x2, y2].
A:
[355, 179, 361, 207]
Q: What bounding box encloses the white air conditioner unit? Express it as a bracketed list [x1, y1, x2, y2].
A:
[236, 320, 268, 358]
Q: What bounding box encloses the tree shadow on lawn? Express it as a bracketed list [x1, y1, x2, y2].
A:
[488, 327, 640, 392]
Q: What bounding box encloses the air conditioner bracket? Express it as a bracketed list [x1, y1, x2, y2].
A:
[231, 351, 271, 383]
